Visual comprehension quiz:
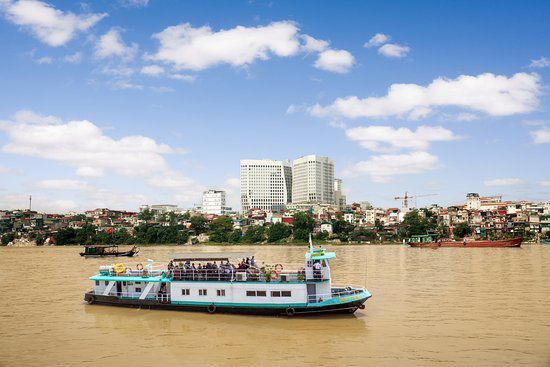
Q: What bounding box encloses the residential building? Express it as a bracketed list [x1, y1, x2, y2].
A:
[240, 159, 292, 212]
[202, 190, 228, 215]
[292, 155, 334, 205]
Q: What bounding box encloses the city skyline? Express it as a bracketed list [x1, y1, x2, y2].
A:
[0, 0, 549, 213]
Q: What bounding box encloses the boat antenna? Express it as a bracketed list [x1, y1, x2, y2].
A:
[308, 233, 313, 252]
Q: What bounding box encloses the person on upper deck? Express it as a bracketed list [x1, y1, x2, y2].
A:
[313, 260, 322, 280]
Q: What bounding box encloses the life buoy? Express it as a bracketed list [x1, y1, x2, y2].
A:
[88, 295, 96, 304]
[207, 304, 217, 314]
[113, 263, 125, 274]
[270, 269, 279, 280]
[136, 263, 144, 271]
[359, 304, 365, 309]
[285, 307, 295, 316]
[274, 263, 284, 271]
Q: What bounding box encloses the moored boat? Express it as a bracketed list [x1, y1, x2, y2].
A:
[80, 245, 139, 257]
[408, 236, 522, 248]
[83, 242, 371, 316]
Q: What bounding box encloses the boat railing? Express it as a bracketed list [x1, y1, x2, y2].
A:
[170, 268, 324, 282]
[307, 287, 366, 304]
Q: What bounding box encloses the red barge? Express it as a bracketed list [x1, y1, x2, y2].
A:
[408, 236, 522, 248]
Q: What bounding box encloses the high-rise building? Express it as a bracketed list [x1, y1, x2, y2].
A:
[292, 155, 334, 205]
[334, 178, 347, 210]
[240, 159, 292, 212]
[202, 189, 228, 215]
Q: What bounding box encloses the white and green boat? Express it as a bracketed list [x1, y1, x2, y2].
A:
[84, 242, 371, 316]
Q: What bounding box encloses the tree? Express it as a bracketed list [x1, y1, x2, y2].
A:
[453, 222, 472, 239]
[314, 230, 329, 241]
[190, 216, 208, 234]
[292, 212, 314, 241]
[242, 225, 265, 243]
[1, 232, 16, 245]
[399, 210, 437, 239]
[138, 209, 155, 221]
[207, 216, 234, 243]
[228, 229, 242, 243]
[267, 223, 292, 243]
[333, 219, 354, 242]
[350, 227, 377, 242]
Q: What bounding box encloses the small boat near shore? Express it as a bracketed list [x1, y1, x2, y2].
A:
[408, 235, 522, 248]
[80, 245, 139, 257]
[83, 241, 371, 316]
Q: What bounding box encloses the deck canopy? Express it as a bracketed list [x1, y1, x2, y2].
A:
[171, 252, 255, 262]
[307, 250, 336, 260]
[82, 244, 118, 248]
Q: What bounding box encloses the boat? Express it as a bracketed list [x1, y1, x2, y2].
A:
[407, 234, 522, 248]
[83, 241, 372, 316]
[80, 245, 139, 257]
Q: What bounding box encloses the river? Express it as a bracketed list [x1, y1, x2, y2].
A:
[0, 244, 549, 366]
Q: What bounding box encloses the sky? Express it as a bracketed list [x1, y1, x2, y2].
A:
[0, 0, 549, 213]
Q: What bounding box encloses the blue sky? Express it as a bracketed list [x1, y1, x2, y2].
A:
[0, 0, 549, 213]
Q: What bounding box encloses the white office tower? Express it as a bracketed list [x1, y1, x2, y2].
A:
[334, 178, 347, 210]
[292, 155, 334, 205]
[466, 193, 481, 210]
[202, 190, 227, 215]
[240, 159, 292, 212]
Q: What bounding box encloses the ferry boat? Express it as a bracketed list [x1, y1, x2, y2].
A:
[83, 243, 372, 316]
[407, 234, 522, 248]
[79, 245, 139, 257]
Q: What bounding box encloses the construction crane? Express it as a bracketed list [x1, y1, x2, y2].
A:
[394, 192, 438, 210]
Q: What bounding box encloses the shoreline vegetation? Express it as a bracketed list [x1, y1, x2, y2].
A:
[2, 209, 545, 247]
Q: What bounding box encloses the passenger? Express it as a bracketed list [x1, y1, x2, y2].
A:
[313, 260, 322, 280]
[250, 256, 257, 267]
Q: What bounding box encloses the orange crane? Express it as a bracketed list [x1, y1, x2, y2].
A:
[394, 192, 437, 210]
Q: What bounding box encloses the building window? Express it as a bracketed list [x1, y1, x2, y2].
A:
[104, 281, 109, 286]
[95, 281, 100, 286]
[181, 289, 190, 296]
[271, 291, 281, 297]
[135, 287, 142, 292]
[282, 291, 291, 297]
[199, 289, 207, 296]
[217, 289, 226, 297]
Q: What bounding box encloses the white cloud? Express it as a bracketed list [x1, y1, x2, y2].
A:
[167, 73, 196, 82]
[12, 110, 61, 124]
[530, 127, 550, 144]
[119, 0, 149, 8]
[1, 0, 106, 46]
[36, 56, 52, 64]
[99, 65, 135, 77]
[484, 178, 525, 187]
[150, 86, 175, 93]
[378, 43, 410, 58]
[225, 177, 240, 189]
[0, 110, 201, 205]
[343, 151, 440, 182]
[147, 21, 302, 71]
[540, 181, 550, 187]
[345, 125, 458, 152]
[310, 72, 541, 120]
[37, 179, 93, 191]
[314, 49, 354, 73]
[141, 65, 165, 76]
[111, 80, 143, 90]
[529, 57, 550, 68]
[301, 34, 328, 52]
[364, 33, 390, 48]
[0, 194, 77, 212]
[63, 52, 82, 64]
[455, 112, 479, 121]
[95, 28, 138, 60]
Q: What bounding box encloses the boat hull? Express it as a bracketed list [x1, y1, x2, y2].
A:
[408, 237, 523, 248]
[84, 292, 370, 316]
[80, 247, 139, 257]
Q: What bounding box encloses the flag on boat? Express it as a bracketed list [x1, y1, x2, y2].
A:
[107, 227, 113, 234]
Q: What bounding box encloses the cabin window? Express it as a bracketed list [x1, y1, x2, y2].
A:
[281, 291, 291, 297]
[181, 289, 190, 296]
[306, 260, 313, 267]
[217, 289, 226, 297]
[256, 291, 266, 297]
[135, 288, 142, 292]
[122, 282, 127, 286]
[95, 281, 100, 286]
[104, 281, 109, 286]
[246, 291, 255, 297]
[271, 291, 281, 297]
[199, 289, 207, 296]
[135, 282, 142, 285]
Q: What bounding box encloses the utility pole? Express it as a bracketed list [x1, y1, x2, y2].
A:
[29, 195, 32, 211]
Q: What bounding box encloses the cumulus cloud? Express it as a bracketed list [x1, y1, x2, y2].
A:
[36, 56, 52, 64]
[314, 49, 354, 73]
[484, 178, 525, 187]
[301, 34, 329, 52]
[530, 127, 550, 144]
[141, 65, 165, 76]
[119, 0, 149, 8]
[364, 33, 390, 48]
[147, 21, 302, 71]
[0, 110, 201, 204]
[378, 43, 410, 58]
[345, 125, 458, 152]
[12, 110, 61, 124]
[1, 0, 106, 46]
[95, 28, 138, 60]
[343, 151, 440, 182]
[310, 72, 541, 120]
[540, 181, 550, 187]
[529, 57, 550, 68]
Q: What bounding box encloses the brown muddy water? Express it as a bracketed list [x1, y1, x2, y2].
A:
[0, 245, 549, 366]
